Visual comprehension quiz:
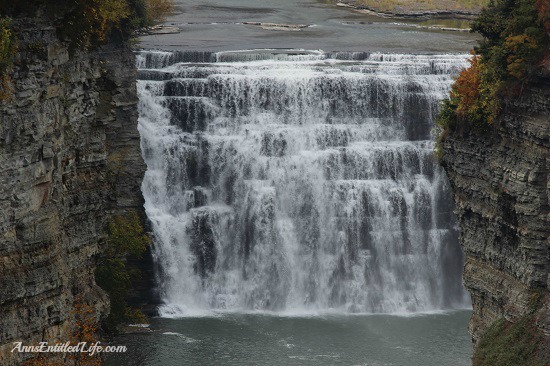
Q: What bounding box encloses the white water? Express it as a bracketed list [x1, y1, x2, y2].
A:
[136, 50, 471, 317]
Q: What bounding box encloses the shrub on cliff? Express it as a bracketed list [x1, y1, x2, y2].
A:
[56, 0, 133, 50]
[0, 17, 16, 100]
[95, 212, 151, 332]
[0, 0, 174, 51]
[472, 274, 548, 365]
[21, 301, 102, 365]
[129, 0, 174, 28]
[436, 0, 549, 146]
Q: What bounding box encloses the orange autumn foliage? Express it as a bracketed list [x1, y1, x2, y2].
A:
[436, 0, 549, 157]
[67, 301, 102, 366]
[20, 301, 102, 366]
[21, 355, 64, 366]
[451, 54, 482, 121]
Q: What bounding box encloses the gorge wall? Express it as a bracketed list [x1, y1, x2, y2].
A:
[442, 81, 549, 344]
[0, 16, 144, 364]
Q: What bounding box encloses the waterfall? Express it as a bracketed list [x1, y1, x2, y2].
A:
[137, 49, 471, 316]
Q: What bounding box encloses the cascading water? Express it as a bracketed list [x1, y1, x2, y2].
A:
[136, 50, 471, 316]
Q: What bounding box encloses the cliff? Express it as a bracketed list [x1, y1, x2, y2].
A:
[441, 80, 549, 350]
[0, 16, 145, 365]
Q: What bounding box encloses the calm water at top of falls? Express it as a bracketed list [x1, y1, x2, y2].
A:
[130, 1, 476, 364]
[139, 0, 480, 52]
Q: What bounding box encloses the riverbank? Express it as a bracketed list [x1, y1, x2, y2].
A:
[335, 0, 485, 19]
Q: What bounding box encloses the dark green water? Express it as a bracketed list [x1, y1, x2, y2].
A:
[107, 311, 472, 365]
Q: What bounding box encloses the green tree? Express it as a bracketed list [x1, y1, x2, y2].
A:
[95, 212, 151, 332]
[0, 0, 174, 51]
[436, 0, 549, 154]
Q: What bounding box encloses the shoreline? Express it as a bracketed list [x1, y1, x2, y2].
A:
[335, 1, 479, 20]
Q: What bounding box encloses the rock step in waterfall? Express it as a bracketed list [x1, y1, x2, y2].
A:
[136, 49, 471, 316]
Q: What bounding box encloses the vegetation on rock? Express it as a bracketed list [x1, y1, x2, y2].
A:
[0, 0, 173, 51]
[473, 317, 544, 366]
[435, 0, 549, 154]
[21, 301, 102, 366]
[0, 0, 173, 100]
[473, 293, 547, 366]
[95, 212, 151, 333]
[0, 17, 16, 100]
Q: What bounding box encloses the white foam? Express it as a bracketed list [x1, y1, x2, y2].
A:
[137, 50, 472, 316]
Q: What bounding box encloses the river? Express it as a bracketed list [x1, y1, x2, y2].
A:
[139, 0, 479, 52]
[108, 311, 472, 365]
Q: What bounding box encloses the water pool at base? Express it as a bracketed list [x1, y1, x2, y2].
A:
[107, 310, 472, 365]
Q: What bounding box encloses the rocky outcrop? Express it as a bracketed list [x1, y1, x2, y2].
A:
[0, 16, 145, 365]
[441, 81, 549, 343]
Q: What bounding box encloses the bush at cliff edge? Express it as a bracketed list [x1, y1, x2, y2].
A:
[435, 0, 549, 152]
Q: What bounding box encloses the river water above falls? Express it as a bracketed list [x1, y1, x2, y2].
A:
[140, 0, 479, 52]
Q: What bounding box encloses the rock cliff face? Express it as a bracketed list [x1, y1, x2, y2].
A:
[441, 81, 549, 342]
[0, 16, 145, 364]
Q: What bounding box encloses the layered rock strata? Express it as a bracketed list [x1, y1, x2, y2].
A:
[441, 82, 549, 342]
[0, 16, 145, 364]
